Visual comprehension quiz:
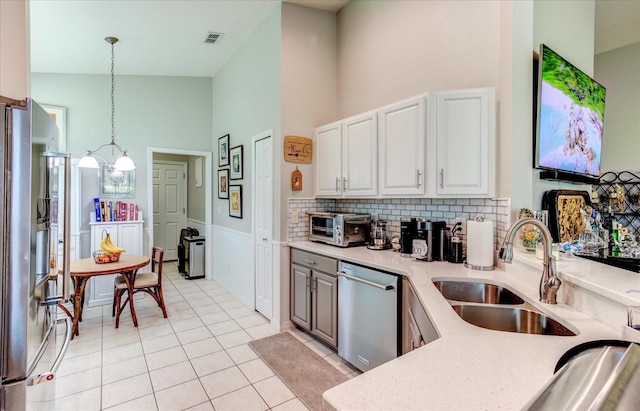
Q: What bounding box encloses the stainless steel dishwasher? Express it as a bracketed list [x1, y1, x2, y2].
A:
[337, 261, 400, 372]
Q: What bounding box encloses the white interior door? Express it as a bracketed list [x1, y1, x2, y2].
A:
[254, 134, 273, 319]
[153, 161, 186, 260]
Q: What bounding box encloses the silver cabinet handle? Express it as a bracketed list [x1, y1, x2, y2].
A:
[304, 259, 316, 265]
[337, 271, 394, 291]
[440, 168, 444, 189]
[417, 169, 422, 188]
[343, 177, 348, 191]
[335, 177, 340, 192]
[262, 237, 267, 242]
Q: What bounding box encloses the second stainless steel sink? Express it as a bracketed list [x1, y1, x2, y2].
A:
[432, 278, 578, 336]
[451, 305, 577, 336]
[432, 280, 524, 305]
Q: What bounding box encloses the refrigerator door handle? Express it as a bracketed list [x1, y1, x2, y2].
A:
[27, 316, 72, 386]
[44, 151, 72, 301]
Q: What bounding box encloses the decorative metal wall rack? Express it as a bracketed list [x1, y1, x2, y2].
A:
[594, 171, 640, 238]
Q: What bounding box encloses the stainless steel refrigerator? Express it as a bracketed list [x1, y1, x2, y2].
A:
[1, 96, 72, 411]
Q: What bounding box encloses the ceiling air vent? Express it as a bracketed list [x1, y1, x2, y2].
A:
[204, 32, 225, 45]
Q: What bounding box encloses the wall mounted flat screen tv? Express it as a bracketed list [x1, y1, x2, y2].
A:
[534, 44, 606, 184]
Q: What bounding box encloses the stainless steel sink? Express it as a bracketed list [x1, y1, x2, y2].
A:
[450, 305, 577, 336]
[432, 280, 525, 305]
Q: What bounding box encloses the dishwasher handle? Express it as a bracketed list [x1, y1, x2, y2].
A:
[337, 271, 395, 291]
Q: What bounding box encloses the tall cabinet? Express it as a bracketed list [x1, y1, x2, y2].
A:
[430, 87, 496, 197]
[88, 220, 144, 306]
[378, 95, 426, 196]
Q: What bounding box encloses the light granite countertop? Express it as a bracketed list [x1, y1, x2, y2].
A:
[288, 241, 640, 410]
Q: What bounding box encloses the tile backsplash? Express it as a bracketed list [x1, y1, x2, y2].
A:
[288, 197, 511, 251]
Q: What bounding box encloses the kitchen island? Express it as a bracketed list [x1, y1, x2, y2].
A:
[288, 241, 640, 410]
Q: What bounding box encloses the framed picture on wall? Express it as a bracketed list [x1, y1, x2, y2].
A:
[230, 145, 243, 180]
[229, 185, 242, 218]
[218, 134, 230, 167]
[218, 169, 229, 199]
[99, 166, 136, 198]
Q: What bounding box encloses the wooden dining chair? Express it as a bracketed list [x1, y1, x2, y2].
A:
[112, 247, 168, 324]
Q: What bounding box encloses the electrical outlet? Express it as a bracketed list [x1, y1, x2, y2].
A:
[291, 210, 299, 224]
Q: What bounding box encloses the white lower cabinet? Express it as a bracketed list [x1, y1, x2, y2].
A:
[290, 249, 338, 348]
[88, 221, 144, 306]
[430, 87, 496, 197]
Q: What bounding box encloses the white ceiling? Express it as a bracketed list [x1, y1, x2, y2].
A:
[594, 0, 640, 54]
[28, 0, 348, 78]
[28, 0, 636, 78]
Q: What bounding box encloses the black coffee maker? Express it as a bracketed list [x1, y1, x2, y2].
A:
[400, 217, 416, 257]
[430, 221, 449, 261]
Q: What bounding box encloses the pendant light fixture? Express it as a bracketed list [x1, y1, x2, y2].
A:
[78, 36, 135, 171]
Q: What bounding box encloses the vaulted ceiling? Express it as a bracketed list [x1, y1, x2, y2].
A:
[29, 0, 637, 78]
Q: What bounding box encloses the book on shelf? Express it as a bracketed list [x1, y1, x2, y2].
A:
[92, 198, 140, 222]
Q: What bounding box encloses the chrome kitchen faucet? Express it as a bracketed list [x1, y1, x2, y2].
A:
[499, 218, 561, 304]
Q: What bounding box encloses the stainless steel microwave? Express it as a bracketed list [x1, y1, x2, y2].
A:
[308, 212, 370, 247]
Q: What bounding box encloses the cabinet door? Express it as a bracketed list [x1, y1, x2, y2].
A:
[89, 224, 119, 307]
[88, 222, 143, 307]
[312, 270, 338, 348]
[291, 263, 311, 331]
[342, 111, 378, 196]
[92, 223, 119, 252]
[314, 122, 343, 197]
[435, 88, 495, 197]
[118, 223, 142, 255]
[379, 95, 426, 196]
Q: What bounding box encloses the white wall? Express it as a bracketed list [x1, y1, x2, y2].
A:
[0, 0, 29, 99]
[530, 0, 596, 208]
[209, 5, 281, 305]
[210, 5, 281, 235]
[336, 0, 502, 119]
[31, 73, 213, 253]
[281, 3, 337, 237]
[595, 43, 640, 173]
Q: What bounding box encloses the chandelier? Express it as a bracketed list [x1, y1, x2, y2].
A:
[78, 36, 135, 171]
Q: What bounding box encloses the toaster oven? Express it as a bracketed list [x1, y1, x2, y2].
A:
[308, 212, 370, 247]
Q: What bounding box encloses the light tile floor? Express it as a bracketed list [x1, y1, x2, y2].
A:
[55, 262, 359, 411]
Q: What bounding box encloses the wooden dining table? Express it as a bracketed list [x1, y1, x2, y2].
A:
[64, 254, 150, 339]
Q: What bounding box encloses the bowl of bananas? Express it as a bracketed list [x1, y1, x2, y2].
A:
[94, 230, 125, 263]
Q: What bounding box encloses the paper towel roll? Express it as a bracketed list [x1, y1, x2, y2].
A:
[466, 219, 494, 269]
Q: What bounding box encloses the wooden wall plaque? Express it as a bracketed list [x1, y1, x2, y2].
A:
[284, 135, 312, 163]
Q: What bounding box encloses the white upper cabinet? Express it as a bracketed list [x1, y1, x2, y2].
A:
[314, 121, 343, 196]
[341, 111, 377, 197]
[314, 112, 378, 197]
[314, 87, 495, 199]
[378, 94, 426, 196]
[430, 87, 495, 198]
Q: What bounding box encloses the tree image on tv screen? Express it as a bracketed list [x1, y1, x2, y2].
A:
[538, 46, 606, 177]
